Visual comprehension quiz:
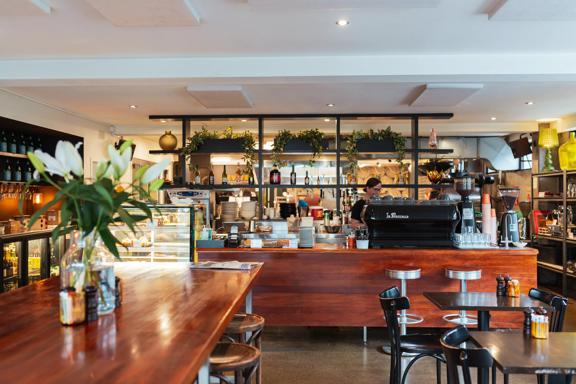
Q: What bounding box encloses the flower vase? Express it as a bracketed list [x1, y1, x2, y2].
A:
[60, 231, 116, 315]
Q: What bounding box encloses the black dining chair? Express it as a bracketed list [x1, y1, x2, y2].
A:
[441, 325, 495, 384]
[378, 286, 444, 384]
[528, 288, 570, 384]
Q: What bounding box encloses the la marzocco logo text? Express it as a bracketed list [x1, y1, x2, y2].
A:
[386, 212, 409, 219]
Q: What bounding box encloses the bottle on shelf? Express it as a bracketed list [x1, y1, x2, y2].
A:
[0, 131, 7, 152]
[194, 166, 201, 185]
[290, 163, 297, 185]
[18, 134, 27, 155]
[248, 166, 255, 185]
[208, 166, 215, 185]
[3, 160, 12, 181]
[24, 162, 32, 182]
[317, 174, 320, 185]
[304, 170, 310, 185]
[36, 137, 42, 152]
[27, 136, 34, 154]
[235, 163, 242, 184]
[222, 165, 228, 184]
[14, 161, 22, 182]
[270, 163, 281, 184]
[8, 132, 17, 154]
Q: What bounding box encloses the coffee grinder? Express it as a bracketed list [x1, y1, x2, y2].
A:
[454, 175, 476, 234]
[499, 187, 520, 247]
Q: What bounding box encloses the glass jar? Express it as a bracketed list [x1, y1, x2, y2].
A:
[88, 237, 116, 315]
[559, 131, 576, 170]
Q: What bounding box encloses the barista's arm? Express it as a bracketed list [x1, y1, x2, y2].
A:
[350, 200, 366, 229]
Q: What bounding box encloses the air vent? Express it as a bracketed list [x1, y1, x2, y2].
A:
[186, 85, 254, 109]
[84, 0, 201, 26]
[409, 84, 484, 107]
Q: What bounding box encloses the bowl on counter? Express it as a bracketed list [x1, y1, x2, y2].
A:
[323, 225, 341, 234]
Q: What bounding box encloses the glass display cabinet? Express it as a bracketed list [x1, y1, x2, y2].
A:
[1, 229, 71, 293]
[110, 205, 193, 262]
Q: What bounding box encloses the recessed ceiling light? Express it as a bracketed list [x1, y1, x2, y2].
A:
[525, 101, 534, 105]
[491, 117, 497, 121]
[326, 103, 335, 107]
[324, 118, 331, 122]
[336, 19, 349, 26]
[129, 105, 137, 109]
[160, 119, 167, 123]
[241, 119, 248, 122]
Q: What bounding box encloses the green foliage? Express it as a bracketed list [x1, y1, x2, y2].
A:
[344, 126, 406, 178]
[272, 129, 325, 166]
[181, 125, 218, 157]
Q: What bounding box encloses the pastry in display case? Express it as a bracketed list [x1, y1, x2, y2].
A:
[110, 205, 193, 262]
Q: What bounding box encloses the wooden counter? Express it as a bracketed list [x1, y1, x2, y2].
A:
[199, 246, 538, 328]
[0, 262, 261, 384]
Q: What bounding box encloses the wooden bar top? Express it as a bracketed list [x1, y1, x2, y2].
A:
[0, 262, 261, 384]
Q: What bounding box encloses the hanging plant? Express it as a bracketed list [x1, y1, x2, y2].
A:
[344, 126, 406, 179]
[239, 130, 257, 168]
[271, 129, 325, 166]
[181, 125, 218, 159]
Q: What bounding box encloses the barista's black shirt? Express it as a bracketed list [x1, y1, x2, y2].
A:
[351, 199, 366, 221]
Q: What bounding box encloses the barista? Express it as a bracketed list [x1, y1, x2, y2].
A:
[350, 178, 382, 229]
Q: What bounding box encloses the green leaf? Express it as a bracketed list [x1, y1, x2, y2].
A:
[132, 164, 150, 181]
[149, 179, 164, 192]
[118, 140, 133, 154]
[99, 227, 121, 260]
[93, 182, 114, 209]
[117, 207, 137, 233]
[127, 199, 152, 218]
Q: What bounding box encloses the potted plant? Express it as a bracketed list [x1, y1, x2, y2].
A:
[182, 126, 256, 159]
[272, 128, 327, 166]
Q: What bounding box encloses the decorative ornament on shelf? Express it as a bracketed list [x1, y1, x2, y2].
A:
[159, 130, 178, 151]
[21, 140, 169, 324]
[559, 131, 576, 171]
[428, 128, 438, 149]
[537, 122, 559, 172]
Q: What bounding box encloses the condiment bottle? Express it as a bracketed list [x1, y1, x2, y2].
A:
[85, 285, 99, 322]
[347, 232, 356, 249]
[523, 308, 533, 336]
[115, 277, 123, 308]
[503, 274, 512, 296]
[59, 287, 86, 326]
[496, 274, 506, 296]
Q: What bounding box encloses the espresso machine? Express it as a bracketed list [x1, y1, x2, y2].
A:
[499, 187, 520, 247]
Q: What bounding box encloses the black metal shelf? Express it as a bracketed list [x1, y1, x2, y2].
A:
[533, 171, 564, 177]
[537, 261, 564, 274]
[160, 184, 257, 190]
[533, 197, 563, 201]
[262, 184, 339, 188]
[149, 149, 181, 155]
[536, 234, 564, 243]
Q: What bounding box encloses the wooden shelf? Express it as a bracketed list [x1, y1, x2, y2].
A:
[149, 149, 181, 155]
[536, 234, 564, 242]
[0, 151, 28, 159]
[537, 261, 564, 274]
[533, 171, 564, 177]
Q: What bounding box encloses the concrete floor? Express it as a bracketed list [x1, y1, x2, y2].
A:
[260, 304, 576, 384]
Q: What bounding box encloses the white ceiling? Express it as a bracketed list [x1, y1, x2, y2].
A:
[2, 0, 576, 135]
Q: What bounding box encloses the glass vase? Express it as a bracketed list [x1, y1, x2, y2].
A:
[60, 231, 116, 315]
[559, 131, 576, 170]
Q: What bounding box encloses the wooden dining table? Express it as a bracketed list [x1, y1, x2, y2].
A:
[470, 331, 576, 384]
[0, 262, 262, 384]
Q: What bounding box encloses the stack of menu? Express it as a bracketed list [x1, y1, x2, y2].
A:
[190, 261, 262, 270]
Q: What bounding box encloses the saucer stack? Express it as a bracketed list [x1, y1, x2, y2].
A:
[240, 201, 257, 220]
[220, 202, 238, 222]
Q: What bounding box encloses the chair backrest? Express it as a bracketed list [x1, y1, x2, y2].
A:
[379, 286, 410, 384]
[441, 326, 494, 384]
[528, 287, 568, 332]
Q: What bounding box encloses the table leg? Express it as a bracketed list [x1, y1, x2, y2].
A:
[197, 360, 210, 384]
[477, 310, 491, 384]
[245, 290, 253, 314]
[504, 373, 509, 384]
[477, 310, 490, 331]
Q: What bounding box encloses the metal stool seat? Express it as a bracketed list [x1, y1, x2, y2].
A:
[443, 267, 482, 325]
[386, 267, 423, 335]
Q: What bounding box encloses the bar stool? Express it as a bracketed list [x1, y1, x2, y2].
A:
[386, 267, 423, 335]
[209, 342, 260, 384]
[443, 267, 482, 325]
[223, 313, 265, 384]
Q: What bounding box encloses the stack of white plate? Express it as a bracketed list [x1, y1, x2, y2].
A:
[240, 201, 257, 220]
[220, 201, 238, 222]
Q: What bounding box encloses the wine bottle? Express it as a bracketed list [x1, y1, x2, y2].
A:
[290, 164, 297, 185]
[208, 167, 215, 185]
[304, 170, 310, 185]
[269, 163, 281, 185]
[18, 134, 27, 155]
[222, 165, 228, 184]
[14, 161, 22, 181]
[24, 162, 32, 182]
[8, 133, 17, 154]
[27, 136, 34, 153]
[194, 166, 201, 185]
[3, 160, 12, 181]
[0, 131, 7, 152]
[235, 163, 242, 184]
[36, 137, 42, 152]
[248, 167, 255, 185]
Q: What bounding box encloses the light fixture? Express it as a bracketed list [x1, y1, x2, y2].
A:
[33, 193, 44, 205]
[525, 101, 534, 105]
[324, 118, 331, 122]
[129, 105, 138, 109]
[160, 119, 167, 123]
[326, 103, 335, 107]
[491, 117, 497, 121]
[336, 19, 349, 26]
[538, 122, 559, 172]
[241, 119, 248, 122]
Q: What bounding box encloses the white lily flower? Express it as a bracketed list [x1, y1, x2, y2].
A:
[108, 145, 132, 179]
[141, 159, 170, 184]
[56, 141, 84, 177]
[34, 149, 69, 179]
[33, 170, 40, 181]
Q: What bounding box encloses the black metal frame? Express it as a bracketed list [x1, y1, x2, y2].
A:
[150, 113, 454, 218]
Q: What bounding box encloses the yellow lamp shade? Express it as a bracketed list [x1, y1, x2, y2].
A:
[538, 123, 559, 149]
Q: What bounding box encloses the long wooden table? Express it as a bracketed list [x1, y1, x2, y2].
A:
[0, 262, 261, 384]
[199, 246, 537, 329]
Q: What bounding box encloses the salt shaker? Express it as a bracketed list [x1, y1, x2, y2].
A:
[503, 274, 512, 296]
[523, 308, 533, 336]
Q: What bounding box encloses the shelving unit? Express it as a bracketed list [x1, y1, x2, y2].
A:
[531, 170, 576, 297]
